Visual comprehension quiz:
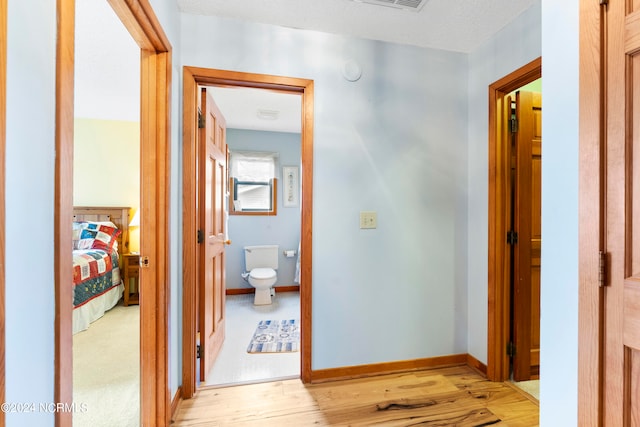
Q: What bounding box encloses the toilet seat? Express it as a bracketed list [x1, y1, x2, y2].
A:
[250, 268, 276, 280]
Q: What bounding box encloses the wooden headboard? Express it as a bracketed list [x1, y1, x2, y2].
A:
[73, 206, 131, 254]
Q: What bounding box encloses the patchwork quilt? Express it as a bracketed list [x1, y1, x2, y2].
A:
[72, 249, 121, 307]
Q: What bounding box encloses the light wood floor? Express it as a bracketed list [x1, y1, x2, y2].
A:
[173, 365, 539, 426]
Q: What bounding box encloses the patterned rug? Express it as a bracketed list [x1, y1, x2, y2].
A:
[247, 319, 300, 353]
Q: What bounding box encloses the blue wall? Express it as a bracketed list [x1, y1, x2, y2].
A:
[180, 13, 470, 369]
[5, 1, 56, 425]
[225, 129, 302, 289]
[540, 1, 579, 425]
[466, 1, 542, 364]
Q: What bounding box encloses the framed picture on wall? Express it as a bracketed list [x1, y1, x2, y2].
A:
[282, 166, 299, 208]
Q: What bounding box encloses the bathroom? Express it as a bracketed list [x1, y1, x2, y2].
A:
[204, 101, 302, 386]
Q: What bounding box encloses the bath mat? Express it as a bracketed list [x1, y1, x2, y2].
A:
[247, 319, 300, 353]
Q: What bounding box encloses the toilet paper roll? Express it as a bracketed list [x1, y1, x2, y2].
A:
[285, 250, 296, 258]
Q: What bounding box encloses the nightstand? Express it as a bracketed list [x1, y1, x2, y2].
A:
[122, 253, 140, 306]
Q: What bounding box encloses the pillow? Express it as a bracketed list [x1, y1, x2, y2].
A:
[72, 221, 120, 250]
[76, 228, 97, 250]
[87, 224, 122, 252]
[73, 220, 118, 230]
[72, 222, 85, 249]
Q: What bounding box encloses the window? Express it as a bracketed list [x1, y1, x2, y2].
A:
[229, 151, 278, 215]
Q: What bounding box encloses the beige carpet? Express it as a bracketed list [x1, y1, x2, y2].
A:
[73, 302, 140, 427]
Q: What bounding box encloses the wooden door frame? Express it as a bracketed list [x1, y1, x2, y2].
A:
[0, 0, 6, 423]
[578, 1, 604, 424]
[182, 67, 314, 398]
[487, 57, 541, 382]
[55, 1, 171, 425]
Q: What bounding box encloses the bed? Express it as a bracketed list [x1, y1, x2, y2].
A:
[72, 206, 131, 334]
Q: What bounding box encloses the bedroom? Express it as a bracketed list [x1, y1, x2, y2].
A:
[71, 0, 142, 425]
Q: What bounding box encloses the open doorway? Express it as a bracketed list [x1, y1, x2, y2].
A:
[506, 79, 542, 398]
[181, 67, 314, 399]
[487, 58, 542, 399]
[201, 85, 302, 387]
[72, 1, 141, 424]
[55, 0, 171, 424]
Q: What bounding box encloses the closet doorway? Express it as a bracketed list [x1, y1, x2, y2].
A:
[487, 57, 542, 387]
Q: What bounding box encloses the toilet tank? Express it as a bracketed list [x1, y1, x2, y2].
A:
[244, 245, 279, 271]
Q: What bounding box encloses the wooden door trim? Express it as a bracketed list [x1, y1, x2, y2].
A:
[55, 1, 171, 425]
[0, 0, 6, 423]
[577, 1, 604, 424]
[487, 57, 541, 382]
[54, 1, 75, 424]
[182, 66, 314, 398]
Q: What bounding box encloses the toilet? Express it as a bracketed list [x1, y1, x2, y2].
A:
[243, 245, 279, 305]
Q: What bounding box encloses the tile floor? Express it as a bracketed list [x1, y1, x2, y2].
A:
[202, 291, 301, 387]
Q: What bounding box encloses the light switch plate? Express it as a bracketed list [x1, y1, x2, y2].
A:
[360, 211, 377, 229]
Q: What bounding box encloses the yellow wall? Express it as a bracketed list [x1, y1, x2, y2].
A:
[74, 118, 140, 252]
[519, 78, 542, 93]
[509, 78, 542, 96]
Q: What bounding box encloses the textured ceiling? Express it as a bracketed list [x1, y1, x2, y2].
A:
[76, 0, 539, 131]
[177, 0, 538, 53]
[75, 0, 140, 122]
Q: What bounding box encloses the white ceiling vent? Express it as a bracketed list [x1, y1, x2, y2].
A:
[256, 109, 280, 120]
[352, 0, 428, 12]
